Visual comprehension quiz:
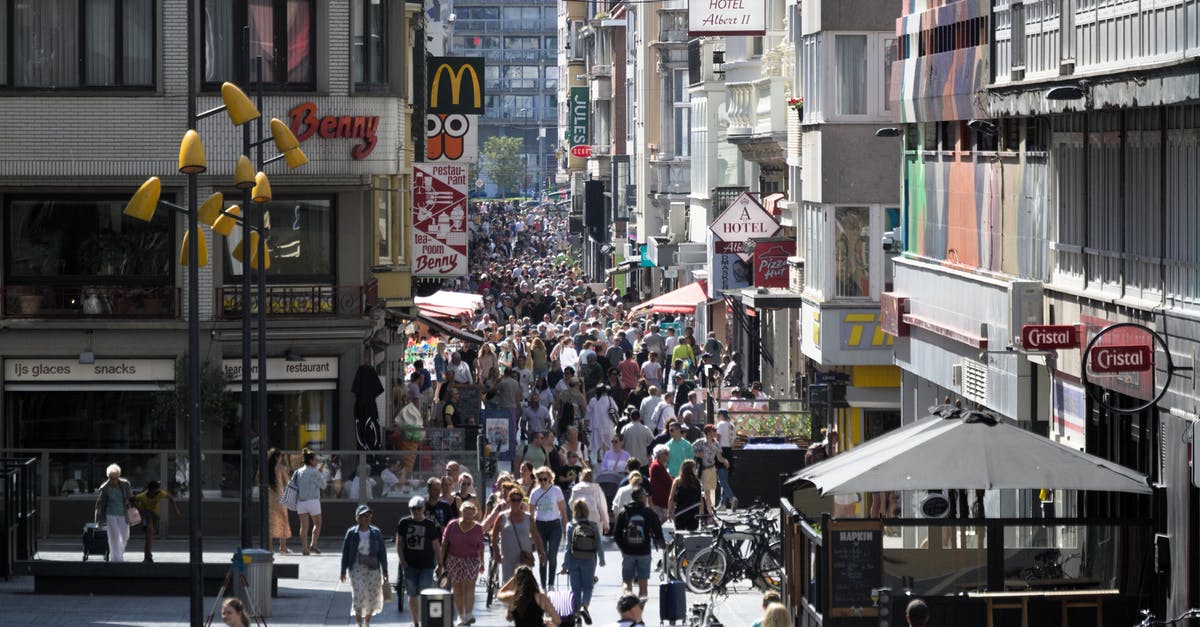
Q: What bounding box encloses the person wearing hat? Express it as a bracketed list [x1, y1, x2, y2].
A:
[612, 593, 647, 627]
[397, 496, 442, 624]
[340, 504, 389, 627]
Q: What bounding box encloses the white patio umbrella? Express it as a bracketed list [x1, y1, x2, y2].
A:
[789, 410, 1151, 496]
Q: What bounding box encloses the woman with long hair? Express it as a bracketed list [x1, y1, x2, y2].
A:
[497, 565, 560, 626]
[518, 461, 537, 496]
[441, 502, 485, 625]
[667, 459, 712, 532]
[267, 448, 293, 554]
[569, 468, 610, 534]
[220, 597, 250, 626]
[529, 466, 568, 590]
[476, 343, 498, 381]
[295, 448, 327, 555]
[530, 337, 549, 382]
[490, 485, 547, 585]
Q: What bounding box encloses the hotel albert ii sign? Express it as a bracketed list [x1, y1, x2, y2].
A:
[412, 164, 469, 277]
[709, 192, 781, 261]
[689, 0, 765, 36]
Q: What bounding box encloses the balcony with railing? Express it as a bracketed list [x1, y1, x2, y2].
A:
[217, 280, 378, 319]
[648, 156, 690, 195]
[2, 284, 179, 319]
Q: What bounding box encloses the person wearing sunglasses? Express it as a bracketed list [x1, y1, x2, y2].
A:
[529, 467, 569, 589]
[490, 485, 546, 584]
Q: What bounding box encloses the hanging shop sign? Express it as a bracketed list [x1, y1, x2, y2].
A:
[427, 113, 479, 163]
[688, 0, 766, 36]
[1020, 324, 1082, 351]
[709, 192, 781, 261]
[222, 357, 339, 381]
[412, 163, 470, 277]
[428, 57, 486, 115]
[4, 358, 175, 382]
[288, 102, 380, 160]
[752, 239, 795, 288]
[569, 87, 591, 158]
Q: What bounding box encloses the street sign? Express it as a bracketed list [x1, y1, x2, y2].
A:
[709, 192, 780, 261]
[1089, 345, 1153, 373]
[570, 145, 592, 158]
[1020, 324, 1080, 350]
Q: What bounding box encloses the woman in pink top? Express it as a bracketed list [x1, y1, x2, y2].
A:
[441, 502, 485, 624]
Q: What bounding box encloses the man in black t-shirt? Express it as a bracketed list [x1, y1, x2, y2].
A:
[397, 495, 442, 619]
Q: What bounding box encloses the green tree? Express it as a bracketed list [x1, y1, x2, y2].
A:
[481, 135, 525, 197]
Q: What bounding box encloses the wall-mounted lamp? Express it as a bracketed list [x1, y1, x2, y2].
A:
[874, 127, 902, 138]
[79, 330, 95, 364]
[1046, 85, 1086, 101]
[966, 119, 998, 136]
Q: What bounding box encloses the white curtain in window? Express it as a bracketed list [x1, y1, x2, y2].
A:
[14, 0, 79, 87]
[835, 35, 867, 115]
[205, 0, 235, 82]
[123, 0, 154, 85]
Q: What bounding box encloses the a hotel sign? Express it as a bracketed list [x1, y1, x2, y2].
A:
[688, 0, 766, 36]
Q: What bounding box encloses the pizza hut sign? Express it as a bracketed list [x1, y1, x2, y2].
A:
[1089, 345, 1153, 373]
[753, 239, 795, 288]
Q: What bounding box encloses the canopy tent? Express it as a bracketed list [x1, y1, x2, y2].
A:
[414, 290, 483, 319]
[787, 410, 1152, 496]
[628, 280, 708, 316]
[386, 309, 484, 345]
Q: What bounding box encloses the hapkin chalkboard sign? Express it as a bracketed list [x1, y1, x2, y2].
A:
[827, 519, 884, 618]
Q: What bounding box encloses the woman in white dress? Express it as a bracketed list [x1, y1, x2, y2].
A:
[585, 385, 617, 463]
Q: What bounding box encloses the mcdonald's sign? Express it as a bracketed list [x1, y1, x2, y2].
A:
[427, 57, 486, 115]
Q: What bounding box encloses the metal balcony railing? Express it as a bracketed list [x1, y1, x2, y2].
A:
[217, 280, 377, 319]
[2, 284, 180, 319]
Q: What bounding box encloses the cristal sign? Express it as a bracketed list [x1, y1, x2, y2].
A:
[1020, 324, 1080, 350]
[1089, 345, 1153, 373]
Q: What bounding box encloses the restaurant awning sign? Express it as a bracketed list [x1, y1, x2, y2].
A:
[688, 0, 766, 36]
[412, 163, 469, 277]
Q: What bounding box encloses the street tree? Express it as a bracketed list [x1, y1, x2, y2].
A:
[482, 135, 525, 197]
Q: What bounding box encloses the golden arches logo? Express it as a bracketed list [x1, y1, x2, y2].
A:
[428, 58, 485, 114]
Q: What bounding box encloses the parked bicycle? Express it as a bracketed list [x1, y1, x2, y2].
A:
[682, 509, 782, 594]
[688, 587, 727, 626]
[1135, 608, 1200, 626]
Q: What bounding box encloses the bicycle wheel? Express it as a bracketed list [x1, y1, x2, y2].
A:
[755, 541, 784, 591]
[485, 557, 500, 607]
[684, 547, 729, 594]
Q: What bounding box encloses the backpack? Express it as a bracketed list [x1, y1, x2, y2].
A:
[570, 521, 599, 559]
[622, 511, 648, 551]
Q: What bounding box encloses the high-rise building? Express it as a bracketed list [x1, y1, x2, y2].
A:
[448, 0, 559, 196]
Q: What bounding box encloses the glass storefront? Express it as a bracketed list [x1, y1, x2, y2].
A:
[222, 389, 335, 452]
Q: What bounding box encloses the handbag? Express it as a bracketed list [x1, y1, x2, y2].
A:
[279, 471, 300, 511]
[511, 513, 536, 567]
[381, 577, 394, 601]
[125, 506, 142, 526]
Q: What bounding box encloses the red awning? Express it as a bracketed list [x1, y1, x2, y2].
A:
[629, 280, 708, 316]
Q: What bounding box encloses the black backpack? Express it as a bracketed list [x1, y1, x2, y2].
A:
[622, 511, 648, 551]
[570, 521, 599, 559]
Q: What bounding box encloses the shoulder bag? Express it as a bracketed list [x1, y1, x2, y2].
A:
[123, 484, 142, 526]
[509, 514, 536, 568]
[279, 469, 301, 511]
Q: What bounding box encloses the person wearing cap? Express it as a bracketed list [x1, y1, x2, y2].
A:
[340, 504, 389, 627]
[396, 495, 442, 625]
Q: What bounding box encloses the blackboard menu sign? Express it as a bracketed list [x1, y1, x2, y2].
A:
[827, 520, 884, 618]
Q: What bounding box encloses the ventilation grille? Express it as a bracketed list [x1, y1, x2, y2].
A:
[960, 359, 989, 406]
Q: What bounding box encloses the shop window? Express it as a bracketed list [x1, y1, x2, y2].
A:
[352, 0, 386, 87]
[834, 206, 871, 297]
[1, 0, 154, 89]
[222, 197, 334, 283]
[5, 196, 174, 282]
[11, 390, 172, 450]
[224, 390, 334, 451]
[203, 0, 316, 89]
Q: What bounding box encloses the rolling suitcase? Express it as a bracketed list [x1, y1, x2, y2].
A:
[548, 588, 578, 627]
[659, 579, 687, 624]
[82, 522, 109, 561]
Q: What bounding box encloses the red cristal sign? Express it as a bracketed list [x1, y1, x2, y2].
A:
[1089, 345, 1153, 373]
[288, 102, 380, 160]
[1020, 324, 1080, 350]
[753, 240, 795, 288]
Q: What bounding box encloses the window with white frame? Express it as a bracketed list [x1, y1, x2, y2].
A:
[835, 35, 867, 115]
[673, 69, 690, 158]
[824, 32, 894, 121]
[800, 34, 823, 122]
[834, 206, 871, 297]
[801, 203, 825, 298]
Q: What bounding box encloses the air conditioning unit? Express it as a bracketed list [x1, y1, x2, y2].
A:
[1008, 280, 1044, 347]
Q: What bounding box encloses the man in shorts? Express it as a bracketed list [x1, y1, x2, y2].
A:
[396, 496, 442, 624]
[612, 488, 663, 598]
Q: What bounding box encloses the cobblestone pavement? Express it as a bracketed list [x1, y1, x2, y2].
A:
[0, 536, 768, 626]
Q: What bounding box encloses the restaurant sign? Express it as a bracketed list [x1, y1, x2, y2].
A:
[288, 102, 380, 159]
[4, 358, 175, 382]
[752, 239, 795, 288]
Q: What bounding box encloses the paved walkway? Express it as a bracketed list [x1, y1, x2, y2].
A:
[0, 536, 767, 626]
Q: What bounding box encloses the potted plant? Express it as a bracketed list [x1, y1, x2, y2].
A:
[788, 96, 805, 119]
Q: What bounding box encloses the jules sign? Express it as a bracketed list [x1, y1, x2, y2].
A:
[688, 0, 766, 36]
[569, 87, 590, 157]
[288, 102, 380, 159]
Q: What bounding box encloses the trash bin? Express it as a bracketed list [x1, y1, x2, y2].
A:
[420, 587, 454, 627]
[236, 548, 274, 617]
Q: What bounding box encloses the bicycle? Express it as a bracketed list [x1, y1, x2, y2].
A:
[683, 512, 783, 594]
[484, 536, 501, 607]
[688, 587, 727, 626]
[1135, 608, 1200, 626]
[1019, 548, 1079, 584]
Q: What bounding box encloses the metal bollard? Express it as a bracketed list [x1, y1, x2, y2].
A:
[419, 587, 454, 627]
